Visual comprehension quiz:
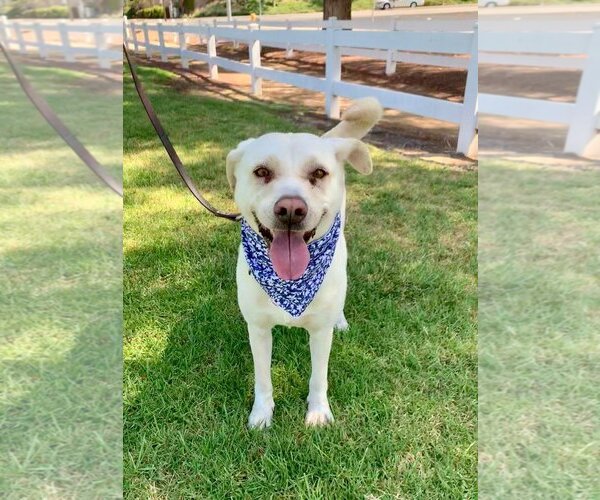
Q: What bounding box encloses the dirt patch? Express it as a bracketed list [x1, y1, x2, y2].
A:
[216, 44, 468, 102]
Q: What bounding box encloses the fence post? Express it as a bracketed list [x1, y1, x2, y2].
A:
[178, 22, 188, 69]
[285, 20, 294, 58]
[123, 16, 127, 48]
[157, 21, 167, 62]
[95, 27, 110, 69]
[249, 22, 262, 96]
[564, 23, 600, 156]
[456, 24, 478, 157]
[207, 27, 218, 79]
[34, 22, 47, 59]
[13, 21, 26, 54]
[58, 22, 74, 62]
[129, 21, 139, 53]
[123, 16, 130, 50]
[385, 20, 398, 76]
[0, 16, 8, 46]
[233, 18, 239, 49]
[142, 22, 150, 59]
[325, 17, 341, 119]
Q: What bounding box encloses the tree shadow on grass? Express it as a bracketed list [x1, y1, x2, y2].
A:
[0, 242, 122, 498]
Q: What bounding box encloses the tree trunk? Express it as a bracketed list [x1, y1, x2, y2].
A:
[323, 0, 351, 21]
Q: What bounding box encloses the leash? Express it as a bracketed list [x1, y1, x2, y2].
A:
[123, 44, 241, 223]
[0, 40, 123, 197]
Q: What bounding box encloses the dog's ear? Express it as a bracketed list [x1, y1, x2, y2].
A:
[225, 138, 254, 189]
[329, 138, 372, 175]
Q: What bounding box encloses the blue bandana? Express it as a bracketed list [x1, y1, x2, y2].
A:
[241, 214, 342, 317]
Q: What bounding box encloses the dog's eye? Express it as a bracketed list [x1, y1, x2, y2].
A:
[310, 168, 328, 182]
[253, 166, 271, 179]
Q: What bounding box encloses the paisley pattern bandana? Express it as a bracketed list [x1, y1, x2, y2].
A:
[241, 213, 342, 317]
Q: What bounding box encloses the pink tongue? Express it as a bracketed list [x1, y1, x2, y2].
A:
[269, 230, 310, 281]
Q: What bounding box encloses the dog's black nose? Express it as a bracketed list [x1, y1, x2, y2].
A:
[274, 197, 307, 225]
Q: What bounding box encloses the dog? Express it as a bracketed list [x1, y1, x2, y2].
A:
[226, 98, 383, 428]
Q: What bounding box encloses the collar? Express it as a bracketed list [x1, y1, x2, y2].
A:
[241, 213, 342, 317]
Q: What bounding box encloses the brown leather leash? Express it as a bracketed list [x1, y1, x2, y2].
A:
[0, 40, 123, 197]
[123, 44, 241, 222]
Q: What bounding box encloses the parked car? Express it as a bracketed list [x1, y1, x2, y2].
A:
[478, 0, 510, 6]
[376, 0, 425, 9]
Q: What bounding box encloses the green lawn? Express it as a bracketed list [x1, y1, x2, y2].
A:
[123, 65, 477, 498]
[0, 61, 122, 497]
[479, 162, 600, 498]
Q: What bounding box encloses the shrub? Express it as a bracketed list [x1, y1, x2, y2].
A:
[134, 5, 165, 18]
[5, 2, 26, 18]
[243, 0, 260, 14]
[19, 6, 70, 18]
[182, 0, 195, 14]
[123, 0, 141, 18]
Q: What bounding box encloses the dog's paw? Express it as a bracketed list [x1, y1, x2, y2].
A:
[334, 315, 349, 332]
[248, 400, 274, 430]
[305, 403, 334, 427]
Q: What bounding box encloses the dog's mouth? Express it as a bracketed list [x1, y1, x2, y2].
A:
[253, 213, 322, 281]
[255, 216, 316, 244]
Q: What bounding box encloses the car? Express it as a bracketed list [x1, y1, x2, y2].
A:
[478, 0, 510, 6]
[375, 0, 425, 9]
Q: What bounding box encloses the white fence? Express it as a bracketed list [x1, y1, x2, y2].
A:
[124, 18, 478, 155]
[124, 16, 600, 157]
[210, 18, 474, 73]
[0, 15, 122, 68]
[479, 25, 600, 156]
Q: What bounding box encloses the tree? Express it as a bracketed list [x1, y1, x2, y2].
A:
[323, 0, 351, 21]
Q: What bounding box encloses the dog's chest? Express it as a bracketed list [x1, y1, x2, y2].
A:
[236, 236, 348, 329]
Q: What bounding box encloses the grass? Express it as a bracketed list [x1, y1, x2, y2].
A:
[123, 65, 477, 498]
[0, 61, 122, 497]
[479, 162, 600, 498]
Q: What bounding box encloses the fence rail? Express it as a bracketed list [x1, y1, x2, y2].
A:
[124, 17, 478, 155]
[0, 16, 122, 68]
[3, 14, 596, 157]
[479, 25, 600, 155]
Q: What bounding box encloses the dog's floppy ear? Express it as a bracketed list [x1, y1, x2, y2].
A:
[329, 138, 372, 175]
[226, 138, 254, 189]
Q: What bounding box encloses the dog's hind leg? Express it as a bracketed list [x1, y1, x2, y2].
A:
[334, 312, 349, 332]
[247, 325, 275, 429]
[305, 327, 335, 427]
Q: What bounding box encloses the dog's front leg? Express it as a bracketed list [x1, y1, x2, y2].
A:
[247, 325, 275, 429]
[306, 327, 334, 427]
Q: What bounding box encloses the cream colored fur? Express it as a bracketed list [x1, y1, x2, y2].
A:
[226, 98, 383, 428]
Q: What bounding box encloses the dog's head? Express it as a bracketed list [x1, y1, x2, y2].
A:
[226, 98, 382, 280]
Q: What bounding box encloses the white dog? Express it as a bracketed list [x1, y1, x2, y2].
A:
[226, 98, 383, 428]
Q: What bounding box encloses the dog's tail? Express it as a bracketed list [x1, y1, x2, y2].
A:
[322, 97, 383, 140]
